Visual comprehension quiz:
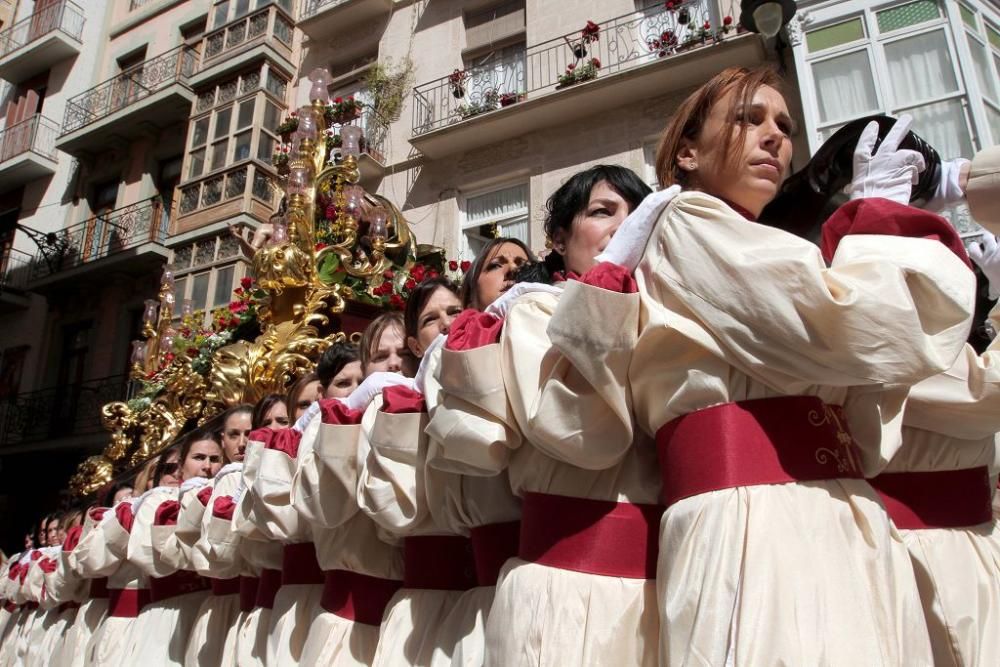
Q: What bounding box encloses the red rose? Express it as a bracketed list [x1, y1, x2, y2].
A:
[460, 260, 471, 272]
[241, 276, 252, 289]
[448, 260, 458, 271]
[591, 57, 601, 68]
[290, 111, 297, 117]
[230, 317, 240, 327]
[704, 20, 711, 29]
[404, 279, 416, 290]
[427, 269, 439, 278]
[410, 264, 426, 281]
[389, 294, 405, 310]
[723, 15, 733, 25]
[334, 97, 343, 104]
[383, 269, 394, 279]
[567, 63, 576, 71]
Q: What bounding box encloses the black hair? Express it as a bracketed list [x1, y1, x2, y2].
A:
[99, 481, 134, 508]
[252, 394, 287, 430]
[459, 237, 535, 310]
[316, 342, 360, 390]
[151, 446, 180, 488]
[404, 277, 460, 340]
[179, 427, 221, 466]
[538, 164, 652, 278]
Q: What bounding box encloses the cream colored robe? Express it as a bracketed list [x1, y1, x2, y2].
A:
[59, 512, 109, 667]
[547, 191, 975, 666]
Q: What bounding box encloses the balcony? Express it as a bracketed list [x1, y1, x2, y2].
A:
[191, 4, 295, 87]
[0, 115, 59, 192]
[298, 0, 392, 41]
[410, 1, 761, 158]
[0, 0, 84, 83]
[57, 45, 198, 156]
[0, 248, 34, 311]
[0, 374, 129, 452]
[332, 112, 388, 186]
[174, 161, 279, 235]
[30, 197, 169, 289]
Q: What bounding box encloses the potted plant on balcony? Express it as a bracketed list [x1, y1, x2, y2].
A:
[449, 69, 468, 99]
[567, 20, 600, 59]
[276, 114, 299, 142]
[272, 145, 290, 175]
[457, 89, 500, 119]
[556, 58, 600, 89]
[500, 91, 526, 107]
[326, 96, 363, 125]
[647, 29, 678, 57]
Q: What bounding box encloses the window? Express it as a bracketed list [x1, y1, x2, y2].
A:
[170, 233, 248, 325]
[464, 42, 527, 101]
[191, 272, 210, 311]
[462, 183, 529, 259]
[959, 6, 1000, 144]
[803, 0, 977, 158]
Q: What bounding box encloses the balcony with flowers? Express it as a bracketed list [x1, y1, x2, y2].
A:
[0, 0, 84, 83]
[29, 196, 170, 289]
[297, 0, 393, 41]
[0, 114, 59, 192]
[410, 0, 758, 158]
[191, 1, 295, 88]
[57, 45, 198, 156]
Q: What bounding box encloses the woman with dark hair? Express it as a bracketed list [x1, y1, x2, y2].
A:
[218, 404, 253, 464]
[459, 238, 534, 310]
[316, 342, 362, 399]
[287, 372, 322, 422]
[404, 277, 462, 359]
[252, 394, 289, 430]
[541, 66, 976, 665]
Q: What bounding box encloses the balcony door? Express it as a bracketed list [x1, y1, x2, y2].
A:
[28, 0, 61, 42]
[3, 75, 46, 161]
[156, 156, 183, 234]
[85, 180, 119, 261]
[111, 49, 148, 112]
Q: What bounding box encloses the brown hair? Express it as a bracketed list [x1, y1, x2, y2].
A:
[286, 371, 320, 411]
[359, 312, 404, 374]
[655, 66, 784, 188]
[459, 238, 534, 310]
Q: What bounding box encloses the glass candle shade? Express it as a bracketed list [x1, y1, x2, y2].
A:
[297, 107, 320, 140]
[130, 340, 146, 365]
[344, 185, 365, 220]
[287, 165, 312, 196]
[142, 299, 159, 326]
[308, 67, 333, 103]
[340, 125, 363, 157]
[369, 206, 389, 240]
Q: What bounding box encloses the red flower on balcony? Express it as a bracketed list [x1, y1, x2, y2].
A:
[240, 276, 253, 289]
[460, 260, 471, 272]
[581, 20, 600, 43]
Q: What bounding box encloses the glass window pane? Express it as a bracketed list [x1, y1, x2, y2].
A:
[234, 0, 250, 18]
[213, 265, 235, 307]
[237, 99, 255, 129]
[188, 148, 205, 178]
[906, 99, 973, 159]
[968, 34, 998, 103]
[811, 51, 879, 124]
[258, 133, 275, 162]
[959, 4, 978, 30]
[986, 102, 1000, 145]
[883, 30, 958, 107]
[806, 18, 865, 53]
[988, 24, 1000, 50]
[264, 102, 281, 131]
[191, 117, 209, 147]
[266, 71, 287, 99]
[211, 139, 228, 170]
[173, 276, 187, 307]
[876, 0, 940, 33]
[214, 108, 232, 139]
[191, 272, 210, 311]
[212, 1, 229, 28]
[234, 131, 251, 161]
[466, 184, 528, 224]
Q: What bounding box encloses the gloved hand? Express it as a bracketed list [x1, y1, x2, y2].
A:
[485, 282, 563, 319]
[414, 334, 446, 394]
[849, 114, 925, 204]
[924, 157, 971, 212]
[969, 233, 1000, 300]
[595, 185, 682, 270]
[343, 371, 415, 412]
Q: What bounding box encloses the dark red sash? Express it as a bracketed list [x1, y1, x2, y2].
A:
[870, 467, 994, 529]
[656, 396, 864, 507]
[519, 493, 661, 579]
[239, 576, 259, 612]
[149, 570, 209, 603]
[2, 600, 15, 613]
[254, 569, 281, 609]
[209, 577, 240, 596]
[281, 542, 324, 586]
[88, 577, 109, 600]
[469, 521, 520, 586]
[320, 570, 403, 625]
[403, 535, 476, 591]
[108, 588, 150, 617]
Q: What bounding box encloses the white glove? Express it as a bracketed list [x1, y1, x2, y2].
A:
[969, 234, 1000, 300]
[923, 158, 970, 213]
[343, 371, 415, 412]
[595, 185, 682, 271]
[485, 282, 563, 319]
[292, 400, 322, 433]
[849, 115, 925, 204]
[179, 476, 210, 493]
[414, 334, 446, 394]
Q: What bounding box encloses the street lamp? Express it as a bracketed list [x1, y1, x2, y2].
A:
[740, 0, 796, 39]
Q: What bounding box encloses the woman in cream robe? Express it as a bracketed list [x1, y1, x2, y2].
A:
[292, 398, 405, 666]
[59, 509, 111, 667]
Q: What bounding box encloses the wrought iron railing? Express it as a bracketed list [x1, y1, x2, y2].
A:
[300, 0, 351, 21]
[0, 0, 84, 59]
[61, 45, 198, 134]
[129, 0, 157, 10]
[0, 114, 59, 163]
[0, 374, 129, 447]
[412, 0, 740, 134]
[201, 4, 293, 68]
[178, 162, 277, 218]
[0, 248, 33, 291]
[31, 197, 168, 280]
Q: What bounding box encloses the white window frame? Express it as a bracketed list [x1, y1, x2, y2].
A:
[459, 182, 530, 261]
[170, 234, 250, 326]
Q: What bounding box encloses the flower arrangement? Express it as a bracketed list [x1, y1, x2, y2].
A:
[272, 144, 290, 174]
[500, 91, 525, 107]
[569, 20, 601, 58]
[325, 96, 363, 125]
[648, 29, 679, 57]
[557, 58, 600, 88]
[457, 89, 500, 119]
[276, 112, 298, 139]
[449, 69, 467, 98]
